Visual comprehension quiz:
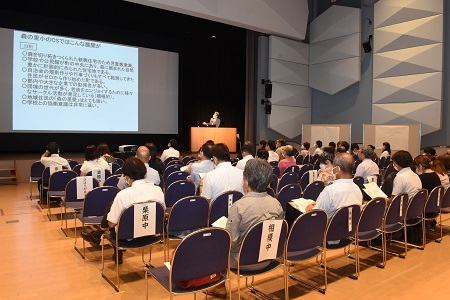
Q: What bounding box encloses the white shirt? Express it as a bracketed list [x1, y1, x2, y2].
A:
[107, 179, 165, 225]
[201, 161, 244, 201]
[355, 158, 379, 182]
[117, 163, 160, 189]
[392, 167, 422, 198]
[41, 154, 71, 170]
[267, 150, 279, 163]
[80, 158, 111, 174]
[314, 178, 363, 220]
[190, 159, 215, 189]
[314, 148, 323, 155]
[160, 147, 180, 162]
[235, 155, 253, 170]
[380, 150, 390, 159]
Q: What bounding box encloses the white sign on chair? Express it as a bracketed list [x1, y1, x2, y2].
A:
[258, 219, 283, 262]
[133, 202, 156, 238]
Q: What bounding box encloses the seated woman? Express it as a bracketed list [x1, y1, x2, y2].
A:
[300, 141, 311, 157]
[431, 156, 449, 187]
[414, 155, 441, 194]
[380, 142, 391, 159]
[97, 143, 117, 164]
[80, 145, 112, 176]
[317, 147, 335, 186]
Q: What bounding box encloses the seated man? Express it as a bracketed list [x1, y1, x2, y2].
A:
[81, 157, 165, 264]
[145, 142, 164, 175]
[117, 146, 160, 188]
[306, 153, 362, 219]
[277, 145, 296, 175]
[201, 143, 244, 202]
[265, 140, 279, 162]
[235, 143, 254, 170]
[39, 142, 71, 199]
[186, 143, 215, 190]
[160, 139, 180, 163]
[354, 145, 379, 182]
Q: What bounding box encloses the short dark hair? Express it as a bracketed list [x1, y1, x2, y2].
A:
[204, 140, 215, 146]
[423, 147, 436, 156]
[259, 140, 267, 148]
[267, 140, 276, 151]
[336, 146, 346, 153]
[392, 150, 413, 168]
[256, 149, 269, 160]
[122, 157, 147, 180]
[320, 147, 335, 163]
[211, 143, 230, 162]
[47, 142, 59, 154]
[329, 141, 336, 148]
[201, 143, 212, 159]
[84, 145, 99, 161]
[240, 144, 254, 156]
[351, 143, 359, 151]
[316, 140, 322, 148]
[145, 143, 158, 162]
[302, 142, 310, 150]
[97, 143, 111, 156]
[243, 158, 272, 192]
[338, 141, 349, 151]
[169, 139, 178, 149]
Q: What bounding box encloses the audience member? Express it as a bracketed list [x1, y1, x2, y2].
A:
[306, 153, 362, 219]
[300, 142, 310, 157]
[313, 140, 323, 156]
[277, 145, 296, 175]
[80, 145, 111, 176]
[186, 143, 215, 190]
[256, 148, 269, 160]
[422, 147, 437, 156]
[390, 150, 422, 200]
[236, 140, 252, 160]
[258, 140, 267, 151]
[81, 157, 165, 264]
[328, 141, 336, 149]
[337, 141, 350, 152]
[276, 138, 287, 160]
[432, 156, 450, 187]
[160, 139, 180, 162]
[40, 142, 71, 170]
[265, 140, 279, 162]
[97, 143, 117, 164]
[317, 147, 335, 186]
[355, 146, 379, 182]
[201, 143, 244, 201]
[118, 146, 160, 188]
[380, 142, 391, 158]
[145, 143, 164, 175]
[351, 143, 360, 161]
[414, 155, 441, 194]
[235, 143, 254, 170]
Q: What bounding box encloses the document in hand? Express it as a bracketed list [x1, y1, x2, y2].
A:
[289, 198, 316, 213]
[363, 182, 387, 199]
[211, 216, 228, 229]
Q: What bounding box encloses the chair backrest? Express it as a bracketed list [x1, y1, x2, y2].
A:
[164, 180, 196, 207]
[238, 219, 288, 266]
[116, 201, 166, 240]
[299, 172, 310, 191]
[384, 193, 408, 227]
[68, 159, 79, 169]
[42, 167, 50, 185]
[114, 167, 123, 175]
[182, 156, 193, 165]
[165, 171, 189, 188]
[83, 186, 120, 217]
[378, 157, 386, 169]
[266, 187, 276, 198]
[110, 163, 121, 175]
[313, 159, 320, 171]
[269, 161, 279, 167]
[384, 156, 391, 169]
[103, 174, 121, 187]
[353, 176, 365, 190]
[286, 210, 327, 254]
[277, 172, 298, 194]
[30, 161, 45, 179]
[384, 163, 394, 180]
[441, 186, 450, 209]
[168, 196, 209, 232]
[230, 158, 239, 164]
[64, 177, 100, 203]
[272, 166, 280, 178]
[353, 160, 362, 174]
[48, 170, 78, 192]
[303, 154, 312, 165]
[295, 156, 303, 165]
[303, 181, 325, 201]
[209, 191, 244, 225]
[277, 184, 301, 211]
[163, 164, 182, 181]
[171, 228, 231, 283]
[298, 164, 313, 180]
[72, 164, 82, 176]
[405, 189, 428, 220]
[425, 185, 445, 214]
[311, 153, 320, 164]
[356, 197, 386, 235]
[114, 158, 124, 167]
[164, 157, 180, 167]
[269, 174, 278, 192]
[166, 160, 184, 168]
[285, 164, 300, 175]
[325, 204, 361, 245]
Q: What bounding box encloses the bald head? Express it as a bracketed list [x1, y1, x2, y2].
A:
[136, 146, 150, 164]
[284, 145, 294, 157]
[333, 153, 354, 178]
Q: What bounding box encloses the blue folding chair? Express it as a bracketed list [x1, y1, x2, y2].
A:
[102, 201, 166, 292]
[30, 161, 45, 201]
[296, 156, 304, 165]
[353, 176, 365, 190]
[114, 167, 123, 175]
[103, 174, 121, 187]
[423, 185, 445, 243]
[165, 171, 189, 190]
[146, 227, 231, 300]
[164, 180, 196, 208]
[163, 164, 182, 182]
[272, 166, 281, 178]
[72, 164, 82, 176]
[266, 187, 276, 198]
[303, 154, 312, 165]
[115, 158, 124, 167]
[285, 164, 300, 176]
[166, 160, 184, 168]
[303, 181, 325, 201]
[311, 153, 319, 164]
[298, 164, 313, 182]
[286, 210, 328, 295]
[231, 219, 288, 300]
[68, 159, 79, 169]
[269, 161, 279, 167]
[209, 190, 243, 225]
[166, 196, 210, 260]
[277, 172, 298, 194]
[74, 186, 120, 259]
[47, 170, 77, 221]
[299, 172, 310, 191]
[277, 184, 301, 211]
[164, 157, 180, 167]
[110, 163, 121, 175]
[60, 177, 100, 237]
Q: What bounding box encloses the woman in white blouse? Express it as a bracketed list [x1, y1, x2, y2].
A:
[380, 142, 391, 159]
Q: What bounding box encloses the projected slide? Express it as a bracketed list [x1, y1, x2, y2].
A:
[12, 31, 138, 131]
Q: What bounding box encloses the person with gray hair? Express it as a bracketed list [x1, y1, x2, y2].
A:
[355, 145, 379, 182]
[306, 153, 362, 220]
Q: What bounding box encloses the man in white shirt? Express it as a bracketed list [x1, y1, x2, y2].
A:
[306, 153, 362, 220]
[265, 140, 279, 163]
[82, 157, 165, 264]
[160, 139, 180, 162]
[186, 143, 215, 189]
[39, 142, 71, 199]
[117, 146, 160, 188]
[390, 150, 422, 199]
[313, 140, 323, 156]
[201, 143, 244, 202]
[355, 146, 379, 182]
[235, 144, 254, 170]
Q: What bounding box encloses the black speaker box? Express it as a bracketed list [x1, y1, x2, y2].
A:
[362, 41, 372, 53]
[264, 83, 272, 98]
